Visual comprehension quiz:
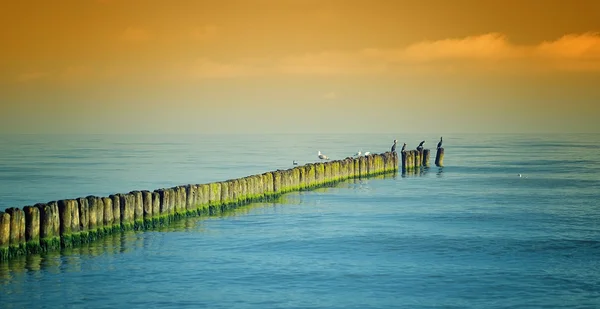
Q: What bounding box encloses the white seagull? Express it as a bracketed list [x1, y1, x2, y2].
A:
[364, 151, 370, 156]
[354, 151, 362, 157]
[318, 151, 329, 160]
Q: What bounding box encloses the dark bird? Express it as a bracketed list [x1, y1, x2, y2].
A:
[416, 140, 425, 151]
[437, 137, 443, 149]
[293, 160, 298, 165]
[391, 139, 398, 152]
[401, 143, 406, 152]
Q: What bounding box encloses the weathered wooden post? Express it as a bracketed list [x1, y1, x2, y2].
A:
[185, 185, 196, 214]
[58, 200, 75, 247]
[24, 205, 41, 253]
[401, 151, 408, 172]
[77, 197, 90, 242]
[5, 208, 25, 256]
[0, 211, 10, 260]
[422, 149, 430, 167]
[151, 191, 161, 223]
[119, 193, 135, 230]
[102, 197, 113, 233]
[142, 190, 153, 227]
[208, 182, 221, 215]
[40, 202, 60, 251]
[435, 147, 444, 167]
[109, 194, 121, 230]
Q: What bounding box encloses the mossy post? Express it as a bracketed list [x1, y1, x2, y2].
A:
[119, 193, 135, 230]
[151, 191, 161, 223]
[415, 150, 422, 169]
[422, 149, 431, 167]
[0, 211, 10, 260]
[5, 208, 25, 257]
[158, 189, 170, 223]
[401, 151, 408, 172]
[110, 194, 121, 230]
[102, 197, 114, 233]
[142, 191, 153, 227]
[185, 185, 196, 214]
[130, 191, 144, 229]
[40, 202, 60, 251]
[168, 188, 177, 219]
[86, 196, 100, 239]
[195, 184, 209, 215]
[435, 147, 444, 167]
[24, 206, 41, 254]
[57, 200, 74, 247]
[77, 197, 90, 243]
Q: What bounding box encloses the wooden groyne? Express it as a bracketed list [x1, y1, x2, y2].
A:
[0, 152, 399, 262]
[401, 148, 433, 172]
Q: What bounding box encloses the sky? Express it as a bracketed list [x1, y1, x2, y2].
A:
[1, 0, 599, 134]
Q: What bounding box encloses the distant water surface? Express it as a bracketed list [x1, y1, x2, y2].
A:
[1, 133, 599, 309]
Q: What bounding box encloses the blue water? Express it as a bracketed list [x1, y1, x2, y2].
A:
[1, 133, 599, 308]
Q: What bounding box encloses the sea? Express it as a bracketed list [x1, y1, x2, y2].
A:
[0, 133, 599, 309]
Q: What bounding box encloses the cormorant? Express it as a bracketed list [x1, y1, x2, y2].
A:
[437, 137, 443, 149]
[293, 160, 298, 165]
[401, 143, 406, 152]
[417, 140, 425, 151]
[391, 139, 398, 152]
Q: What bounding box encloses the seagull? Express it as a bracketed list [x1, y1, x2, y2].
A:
[437, 137, 443, 149]
[518, 174, 522, 178]
[417, 141, 425, 151]
[354, 151, 362, 157]
[318, 151, 329, 160]
[293, 160, 298, 165]
[391, 139, 398, 152]
[401, 143, 406, 152]
[364, 151, 370, 156]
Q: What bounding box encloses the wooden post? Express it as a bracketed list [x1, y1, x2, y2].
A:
[435, 147, 444, 167]
[422, 149, 430, 167]
[24, 205, 41, 253]
[0, 211, 10, 260]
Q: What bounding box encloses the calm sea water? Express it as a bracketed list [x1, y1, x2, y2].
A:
[1, 133, 599, 308]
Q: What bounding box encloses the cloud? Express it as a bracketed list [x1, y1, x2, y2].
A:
[183, 32, 600, 78]
[190, 25, 218, 41]
[120, 27, 150, 42]
[16, 71, 48, 82]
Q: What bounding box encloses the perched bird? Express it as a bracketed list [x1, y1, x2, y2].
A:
[417, 141, 425, 151]
[354, 151, 362, 157]
[437, 137, 443, 149]
[364, 152, 370, 156]
[401, 143, 406, 152]
[293, 160, 298, 165]
[318, 151, 329, 160]
[391, 139, 398, 152]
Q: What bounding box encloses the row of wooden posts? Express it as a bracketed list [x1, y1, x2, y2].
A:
[0, 151, 405, 262]
[0, 148, 446, 262]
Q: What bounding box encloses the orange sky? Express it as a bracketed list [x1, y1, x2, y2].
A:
[1, 0, 599, 134]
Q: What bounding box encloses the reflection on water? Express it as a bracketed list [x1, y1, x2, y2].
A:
[0, 173, 398, 283]
[401, 167, 430, 178]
